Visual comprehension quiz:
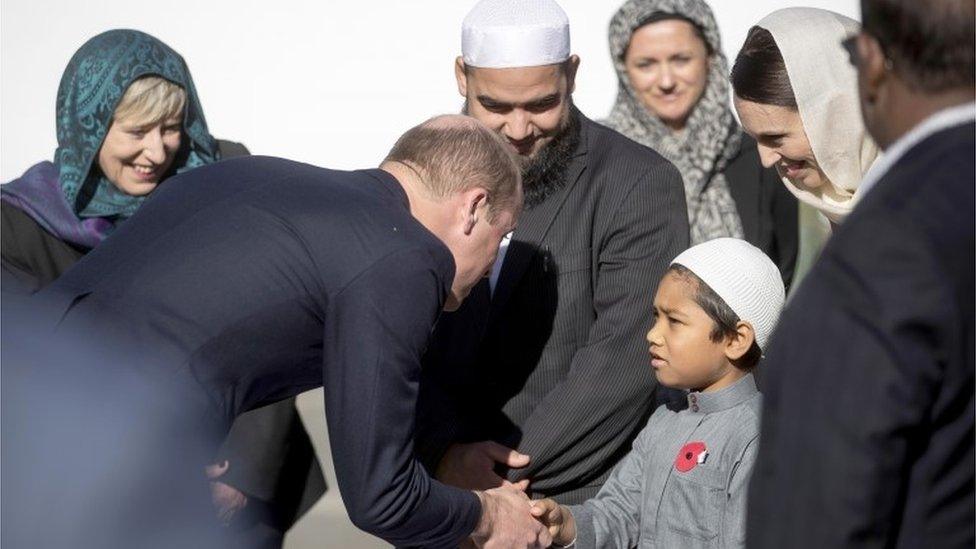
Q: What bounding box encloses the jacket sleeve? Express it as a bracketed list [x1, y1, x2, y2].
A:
[321, 248, 481, 548]
[505, 164, 689, 494]
[569, 410, 660, 548]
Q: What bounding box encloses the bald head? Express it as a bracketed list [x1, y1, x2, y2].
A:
[421, 113, 484, 131]
[383, 114, 522, 221]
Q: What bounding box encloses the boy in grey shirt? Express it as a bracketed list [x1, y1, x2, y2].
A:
[531, 238, 786, 548]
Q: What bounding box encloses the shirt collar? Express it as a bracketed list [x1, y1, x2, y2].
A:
[686, 373, 758, 414]
[858, 102, 976, 200]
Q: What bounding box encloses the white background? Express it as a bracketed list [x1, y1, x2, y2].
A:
[1, 0, 856, 182]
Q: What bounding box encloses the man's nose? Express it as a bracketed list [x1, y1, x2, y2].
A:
[504, 110, 532, 142]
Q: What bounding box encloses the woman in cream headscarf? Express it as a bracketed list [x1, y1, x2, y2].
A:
[604, 0, 798, 287]
[730, 7, 880, 287]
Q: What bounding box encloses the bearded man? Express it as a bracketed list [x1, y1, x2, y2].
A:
[416, 0, 689, 505]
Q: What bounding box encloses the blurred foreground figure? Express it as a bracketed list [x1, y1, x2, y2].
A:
[5, 115, 555, 548]
[747, 1, 975, 547]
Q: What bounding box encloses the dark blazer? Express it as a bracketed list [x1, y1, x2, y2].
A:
[41, 157, 480, 548]
[416, 111, 690, 503]
[1, 202, 85, 291]
[726, 133, 798, 290]
[0, 141, 326, 543]
[747, 122, 975, 548]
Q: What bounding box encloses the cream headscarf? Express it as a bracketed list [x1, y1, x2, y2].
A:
[758, 8, 880, 224]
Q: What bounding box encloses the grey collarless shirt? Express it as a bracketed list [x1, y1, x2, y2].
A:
[569, 373, 762, 548]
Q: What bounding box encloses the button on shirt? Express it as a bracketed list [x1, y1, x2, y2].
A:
[569, 374, 762, 548]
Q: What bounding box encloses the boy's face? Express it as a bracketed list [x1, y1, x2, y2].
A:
[646, 272, 735, 393]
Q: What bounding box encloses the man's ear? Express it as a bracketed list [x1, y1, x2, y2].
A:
[460, 187, 489, 235]
[455, 56, 469, 98]
[724, 321, 756, 361]
[857, 33, 887, 105]
[565, 55, 581, 95]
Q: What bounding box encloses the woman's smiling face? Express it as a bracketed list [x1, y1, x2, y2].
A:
[734, 96, 829, 191]
[624, 19, 710, 132]
[97, 113, 182, 197]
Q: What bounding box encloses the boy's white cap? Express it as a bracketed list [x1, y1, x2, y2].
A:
[670, 238, 785, 350]
[462, 0, 570, 69]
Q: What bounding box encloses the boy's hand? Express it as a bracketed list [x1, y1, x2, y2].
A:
[530, 498, 576, 546]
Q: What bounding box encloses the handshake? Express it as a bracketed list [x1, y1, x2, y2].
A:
[471, 487, 577, 548]
[437, 441, 577, 548]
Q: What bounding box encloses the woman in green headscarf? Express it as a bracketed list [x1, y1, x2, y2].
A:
[0, 29, 325, 548]
[1, 29, 219, 291]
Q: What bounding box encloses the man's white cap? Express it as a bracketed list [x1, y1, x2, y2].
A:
[462, 0, 571, 69]
[670, 238, 785, 351]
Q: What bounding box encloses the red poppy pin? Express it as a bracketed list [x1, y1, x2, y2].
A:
[675, 442, 708, 472]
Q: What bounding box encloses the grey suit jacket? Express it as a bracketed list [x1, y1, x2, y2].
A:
[417, 110, 689, 503]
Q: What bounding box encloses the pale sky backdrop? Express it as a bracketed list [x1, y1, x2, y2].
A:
[1, 0, 857, 181]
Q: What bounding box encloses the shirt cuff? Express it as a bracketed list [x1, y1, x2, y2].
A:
[565, 505, 594, 549]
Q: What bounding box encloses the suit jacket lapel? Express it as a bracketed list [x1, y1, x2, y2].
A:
[489, 118, 590, 318]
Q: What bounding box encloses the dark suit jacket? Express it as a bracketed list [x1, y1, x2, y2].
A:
[747, 122, 975, 548]
[42, 157, 481, 548]
[416, 111, 690, 503]
[726, 133, 798, 290]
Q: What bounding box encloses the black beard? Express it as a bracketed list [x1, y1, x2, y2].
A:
[519, 109, 580, 210]
[459, 101, 582, 210]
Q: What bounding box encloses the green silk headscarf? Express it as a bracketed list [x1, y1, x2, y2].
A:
[54, 29, 219, 219]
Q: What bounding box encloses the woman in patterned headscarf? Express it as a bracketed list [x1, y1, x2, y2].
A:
[1, 29, 219, 292]
[604, 0, 797, 288]
[0, 30, 325, 548]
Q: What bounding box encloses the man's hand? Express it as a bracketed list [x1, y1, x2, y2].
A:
[471, 486, 551, 548]
[530, 498, 576, 546]
[436, 441, 531, 491]
[204, 461, 248, 525]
